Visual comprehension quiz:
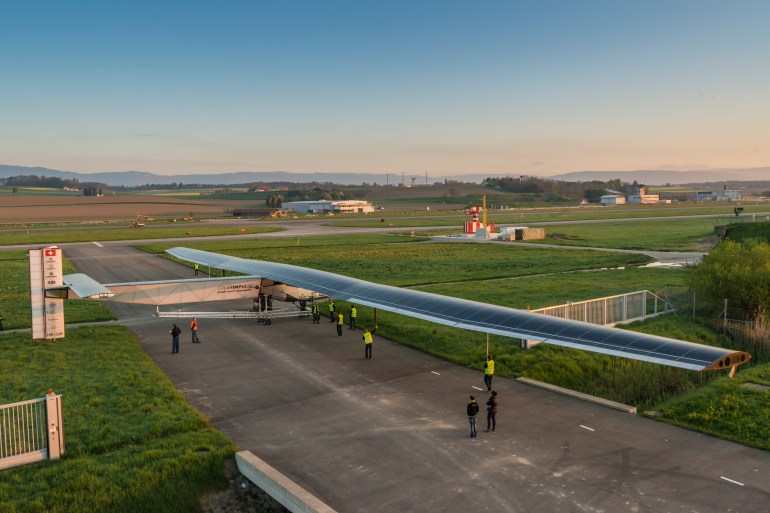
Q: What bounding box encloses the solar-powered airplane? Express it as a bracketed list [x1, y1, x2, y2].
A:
[38, 246, 750, 375]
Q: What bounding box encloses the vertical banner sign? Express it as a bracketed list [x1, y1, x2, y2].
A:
[29, 246, 65, 340]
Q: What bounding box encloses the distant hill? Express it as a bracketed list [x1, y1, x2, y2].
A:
[1, 164, 767, 187]
[0, 165, 493, 187]
[549, 168, 770, 184]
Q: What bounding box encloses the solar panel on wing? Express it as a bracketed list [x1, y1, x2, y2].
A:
[164, 247, 750, 372]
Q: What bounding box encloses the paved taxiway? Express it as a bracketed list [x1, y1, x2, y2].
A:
[54, 242, 770, 513]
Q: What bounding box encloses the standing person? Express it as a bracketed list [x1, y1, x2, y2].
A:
[328, 300, 336, 323]
[467, 395, 480, 438]
[190, 318, 200, 343]
[484, 355, 495, 391]
[484, 391, 498, 432]
[170, 324, 181, 354]
[0, 312, 4, 331]
[362, 325, 377, 359]
[336, 312, 344, 336]
[312, 302, 320, 324]
[349, 305, 357, 329]
[194, 263, 199, 276]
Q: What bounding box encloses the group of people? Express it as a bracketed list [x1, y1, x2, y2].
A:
[467, 355, 498, 438]
[321, 300, 376, 359]
[169, 318, 200, 354]
[169, 302, 499, 436]
[466, 390, 498, 438]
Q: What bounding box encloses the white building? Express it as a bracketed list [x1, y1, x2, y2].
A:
[332, 200, 375, 213]
[718, 189, 742, 201]
[627, 187, 659, 204]
[600, 195, 626, 206]
[282, 200, 374, 214]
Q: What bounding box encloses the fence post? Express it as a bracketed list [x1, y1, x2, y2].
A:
[723, 299, 728, 330]
[45, 389, 64, 460]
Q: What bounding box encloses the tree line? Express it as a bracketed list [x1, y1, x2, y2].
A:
[483, 175, 640, 201]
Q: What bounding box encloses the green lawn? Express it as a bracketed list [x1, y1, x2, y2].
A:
[330, 203, 770, 229]
[142, 238, 652, 287]
[0, 251, 115, 330]
[0, 328, 237, 513]
[536, 217, 718, 251]
[0, 225, 283, 246]
[646, 362, 770, 450]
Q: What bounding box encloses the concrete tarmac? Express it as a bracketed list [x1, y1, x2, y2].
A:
[59, 244, 770, 512]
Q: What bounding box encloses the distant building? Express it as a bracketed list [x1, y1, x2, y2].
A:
[282, 200, 374, 214]
[600, 195, 626, 206]
[627, 187, 660, 205]
[695, 191, 715, 201]
[718, 189, 742, 201]
[332, 200, 374, 213]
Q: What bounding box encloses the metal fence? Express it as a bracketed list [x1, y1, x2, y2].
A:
[0, 393, 64, 471]
[532, 290, 674, 326]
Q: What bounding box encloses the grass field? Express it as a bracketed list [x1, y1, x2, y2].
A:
[0, 251, 114, 330]
[537, 217, 718, 251]
[141, 236, 653, 287]
[723, 220, 770, 242]
[0, 187, 82, 197]
[330, 203, 770, 229]
[0, 328, 237, 513]
[0, 225, 283, 246]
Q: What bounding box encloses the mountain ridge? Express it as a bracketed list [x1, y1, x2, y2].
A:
[0, 164, 767, 187]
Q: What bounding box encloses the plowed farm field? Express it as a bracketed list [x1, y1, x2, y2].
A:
[0, 195, 254, 223]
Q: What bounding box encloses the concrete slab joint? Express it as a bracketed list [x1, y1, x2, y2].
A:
[236, 450, 338, 513]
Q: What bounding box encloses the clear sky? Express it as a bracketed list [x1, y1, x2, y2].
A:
[1, 0, 769, 176]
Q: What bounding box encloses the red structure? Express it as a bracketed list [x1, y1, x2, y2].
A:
[463, 201, 494, 235]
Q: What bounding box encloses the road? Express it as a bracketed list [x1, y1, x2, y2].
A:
[55, 241, 769, 513]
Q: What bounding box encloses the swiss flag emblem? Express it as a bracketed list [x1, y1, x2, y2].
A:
[45, 249, 57, 257]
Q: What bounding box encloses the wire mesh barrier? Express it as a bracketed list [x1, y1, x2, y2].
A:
[531, 290, 675, 326]
[0, 393, 63, 471]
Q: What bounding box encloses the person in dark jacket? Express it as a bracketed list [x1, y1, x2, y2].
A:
[484, 391, 498, 432]
[467, 395, 480, 438]
[170, 324, 181, 354]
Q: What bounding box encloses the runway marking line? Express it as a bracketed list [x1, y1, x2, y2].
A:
[720, 476, 744, 486]
[431, 371, 440, 375]
[472, 386, 483, 390]
[579, 425, 595, 432]
[92, 241, 104, 247]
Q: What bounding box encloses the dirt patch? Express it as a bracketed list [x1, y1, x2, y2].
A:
[201, 459, 289, 513]
[0, 195, 256, 223]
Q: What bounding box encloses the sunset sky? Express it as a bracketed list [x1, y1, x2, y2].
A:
[1, 1, 769, 177]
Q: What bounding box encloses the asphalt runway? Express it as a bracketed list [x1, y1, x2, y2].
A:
[56, 242, 770, 513]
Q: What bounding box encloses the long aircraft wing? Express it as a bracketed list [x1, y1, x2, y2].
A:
[166, 247, 750, 372]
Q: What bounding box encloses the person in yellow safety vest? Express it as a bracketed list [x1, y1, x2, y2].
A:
[194, 263, 199, 276]
[336, 312, 344, 336]
[363, 325, 377, 359]
[190, 318, 200, 343]
[312, 302, 320, 324]
[328, 300, 335, 323]
[349, 305, 357, 330]
[483, 355, 494, 390]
